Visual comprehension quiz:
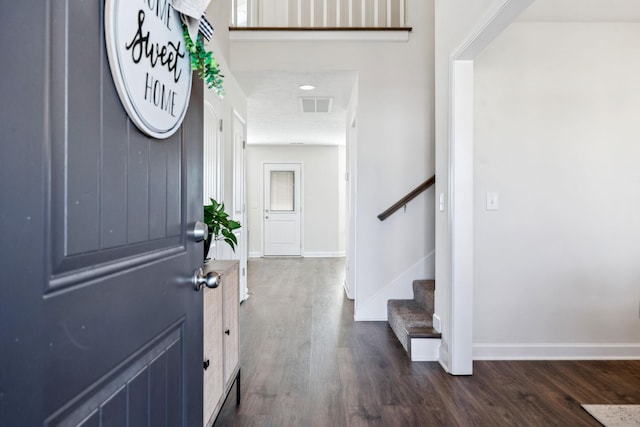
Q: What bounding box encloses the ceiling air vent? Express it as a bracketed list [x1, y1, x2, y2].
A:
[300, 97, 333, 113]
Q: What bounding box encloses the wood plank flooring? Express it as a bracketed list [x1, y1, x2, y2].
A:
[214, 257, 640, 426]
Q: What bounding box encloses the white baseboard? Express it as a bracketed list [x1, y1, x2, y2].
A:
[353, 313, 387, 321]
[473, 343, 640, 360]
[343, 280, 354, 300]
[439, 341, 450, 372]
[249, 251, 345, 258]
[411, 338, 441, 362]
[302, 251, 346, 258]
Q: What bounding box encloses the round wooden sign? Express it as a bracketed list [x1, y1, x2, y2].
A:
[105, 0, 193, 139]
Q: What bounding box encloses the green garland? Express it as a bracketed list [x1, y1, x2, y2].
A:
[182, 25, 224, 96]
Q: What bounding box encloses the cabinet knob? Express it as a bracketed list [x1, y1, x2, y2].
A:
[203, 359, 210, 370]
[225, 329, 230, 335]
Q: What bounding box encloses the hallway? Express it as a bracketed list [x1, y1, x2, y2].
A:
[214, 258, 640, 426]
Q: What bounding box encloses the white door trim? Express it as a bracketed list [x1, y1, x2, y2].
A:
[203, 100, 222, 205]
[447, 0, 534, 375]
[232, 110, 249, 301]
[346, 112, 358, 302]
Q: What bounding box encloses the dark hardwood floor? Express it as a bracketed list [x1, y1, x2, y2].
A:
[214, 257, 640, 426]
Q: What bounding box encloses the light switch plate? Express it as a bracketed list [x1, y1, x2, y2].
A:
[486, 192, 499, 211]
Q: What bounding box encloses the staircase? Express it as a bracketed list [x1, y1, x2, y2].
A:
[387, 280, 441, 361]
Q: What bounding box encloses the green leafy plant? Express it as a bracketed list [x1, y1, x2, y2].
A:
[182, 25, 224, 96]
[204, 198, 241, 253]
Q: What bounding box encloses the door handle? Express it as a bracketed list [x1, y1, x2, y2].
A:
[192, 268, 220, 291]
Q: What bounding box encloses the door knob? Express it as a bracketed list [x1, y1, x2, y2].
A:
[193, 267, 220, 291]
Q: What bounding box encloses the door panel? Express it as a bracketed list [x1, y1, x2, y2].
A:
[0, 1, 203, 425]
[45, 326, 182, 426]
[263, 163, 302, 256]
[51, 120, 183, 280]
[50, 0, 184, 278]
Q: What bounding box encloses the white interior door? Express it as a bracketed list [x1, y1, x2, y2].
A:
[263, 163, 302, 256]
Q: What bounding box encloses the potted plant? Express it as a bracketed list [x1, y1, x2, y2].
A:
[203, 198, 241, 261]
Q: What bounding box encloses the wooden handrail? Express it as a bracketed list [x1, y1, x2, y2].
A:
[377, 175, 436, 221]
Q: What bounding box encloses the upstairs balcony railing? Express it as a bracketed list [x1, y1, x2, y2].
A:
[230, 0, 407, 29]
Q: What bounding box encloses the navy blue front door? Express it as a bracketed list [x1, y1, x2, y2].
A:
[0, 1, 204, 425]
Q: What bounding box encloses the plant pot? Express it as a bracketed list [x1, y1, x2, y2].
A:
[204, 233, 212, 261]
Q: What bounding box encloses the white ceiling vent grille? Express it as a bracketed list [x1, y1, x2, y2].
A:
[300, 97, 333, 113]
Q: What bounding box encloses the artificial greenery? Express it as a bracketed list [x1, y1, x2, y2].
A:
[203, 198, 241, 252]
[182, 25, 224, 96]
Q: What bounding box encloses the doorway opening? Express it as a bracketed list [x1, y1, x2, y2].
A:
[235, 70, 357, 300]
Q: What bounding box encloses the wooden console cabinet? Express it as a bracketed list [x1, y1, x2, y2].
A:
[203, 260, 240, 427]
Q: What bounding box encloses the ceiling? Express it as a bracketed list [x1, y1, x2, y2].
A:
[518, 0, 640, 22]
[235, 1, 639, 146]
[235, 71, 357, 146]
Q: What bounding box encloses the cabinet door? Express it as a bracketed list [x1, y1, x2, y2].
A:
[223, 264, 240, 384]
[203, 286, 223, 426]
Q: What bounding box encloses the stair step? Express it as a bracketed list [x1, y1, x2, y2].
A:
[413, 279, 435, 312]
[412, 279, 435, 290]
[387, 279, 438, 360]
[406, 327, 441, 339]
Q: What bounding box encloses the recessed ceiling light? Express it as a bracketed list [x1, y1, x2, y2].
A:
[299, 84, 315, 91]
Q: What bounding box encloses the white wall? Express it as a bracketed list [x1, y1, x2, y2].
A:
[473, 22, 640, 358]
[206, 0, 232, 67]
[231, 0, 436, 320]
[205, 1, 248, 201]
[338, 144, 347, 255]
[246, 145, 344, 257]
[205, 1, 248, 263]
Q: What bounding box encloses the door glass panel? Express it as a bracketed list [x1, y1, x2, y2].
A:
[270, 171, 294, 211]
